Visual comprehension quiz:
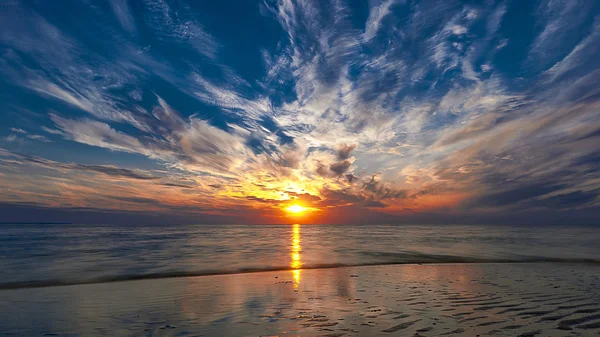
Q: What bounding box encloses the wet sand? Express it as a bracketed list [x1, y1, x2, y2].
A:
[1, 263, 599, 336]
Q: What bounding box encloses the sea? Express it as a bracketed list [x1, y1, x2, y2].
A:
[1, 223, 599, 289]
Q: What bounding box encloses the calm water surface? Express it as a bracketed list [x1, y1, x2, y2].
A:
[1, 223, 599, 288]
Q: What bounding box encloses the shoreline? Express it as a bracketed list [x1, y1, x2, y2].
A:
[3, 259, 600, 291]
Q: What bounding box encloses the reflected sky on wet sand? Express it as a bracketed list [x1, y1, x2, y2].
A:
[1, 264, 598, 336]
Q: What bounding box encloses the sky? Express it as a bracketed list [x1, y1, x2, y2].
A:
[1, 0, 600, 225]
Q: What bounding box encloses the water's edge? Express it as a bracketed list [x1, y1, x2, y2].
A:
[3, 257, 599, 291]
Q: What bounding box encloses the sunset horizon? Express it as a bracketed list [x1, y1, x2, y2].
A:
[1, 1, 600, 336]
[2, 0, 600, 226]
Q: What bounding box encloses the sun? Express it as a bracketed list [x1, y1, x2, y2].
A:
[286, 204, 306, 214]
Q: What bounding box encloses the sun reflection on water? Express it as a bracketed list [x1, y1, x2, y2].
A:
[290, 224, 302, 288]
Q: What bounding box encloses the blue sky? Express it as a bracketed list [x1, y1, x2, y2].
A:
[1, 0, 600, 224]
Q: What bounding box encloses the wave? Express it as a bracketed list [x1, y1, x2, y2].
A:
[2, 255, 599, 290]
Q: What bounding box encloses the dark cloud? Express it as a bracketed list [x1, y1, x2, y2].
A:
[337, 144, 357, 160]
[286, 191, 322, 202]
[363, 200, 387, 208]
[409, 182, 457, 199]
[362, 175, 407, 199]
[73, 164, 159, 180]
[319, 188, 367, 206]
[316, 162, 330, 177]
[329, 159, 352, 176]
[463, 174, 600, 212]
[531, 191, 598, 209]
[245, 196, 281, 204]
[112, 196, 162, 205]
[160, 183, 194, 189]
[318, 188, 389, 208]
[1, 151, 160, 180]
[0, 202, 248, 225]
[465, 182, 561, 209]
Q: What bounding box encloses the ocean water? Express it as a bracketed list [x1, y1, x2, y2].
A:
[1, 223, 599, 289]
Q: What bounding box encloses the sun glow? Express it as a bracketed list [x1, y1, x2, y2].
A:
[286, 204, 306, 214]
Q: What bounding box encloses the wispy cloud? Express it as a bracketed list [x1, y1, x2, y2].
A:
[110, 0, 137, 33]
[527, 0, 596, 69]
[0, 0, 599, 222]
[9, 128, 27, 134]
[50, 114, 150, 155]
[144, 0, 219, 59]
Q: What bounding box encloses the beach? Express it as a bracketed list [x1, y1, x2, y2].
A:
[2, 262, 599, 336]
[2, 223, 599, 336]
[2, 0, 600, 335]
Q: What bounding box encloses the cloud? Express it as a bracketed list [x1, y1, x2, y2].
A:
[27, 79, 149, 132]
[160, 183, 194, 189]
[363, 200, 387, 208]
[4, 128, 51, 143]
[26, 134, 52, 143]
[364, 0, 396, 41]
[110, 0, 137, 33]
[329, 160, 352, 176]
[362, 174, 407, 199]
[178, 119, 249, 173]
[336, 143, 357, 160]
[50, 114, 150, 155]
[0, 150, 161, 180]
[429, 100, 600, 212]
[318, 187, 390, 209]
[9, 128, 26, 134]
[527, 0, 595, 68]
[144, 0, 218, 59]
[47, 95, 256, 178]
[245, 196, 281, 204]
[1, 0, 599, 222]
[542, 18, 600, 83]
[286, 191, 321, 202]
[0, 22, 148, 132]
[41, 126, 64, 136]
